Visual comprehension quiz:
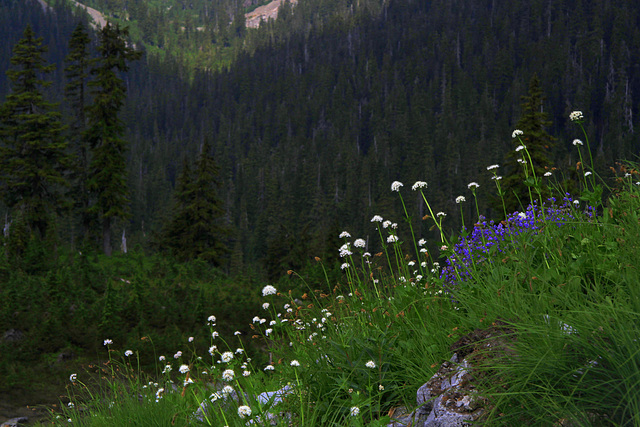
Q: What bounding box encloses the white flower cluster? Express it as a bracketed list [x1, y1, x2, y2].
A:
[512, 129, 523, 138]
[455, 196, 466, 204]
[262, 285, 277, 296]
[365, 360, 376, 368]
[573, 139, 583, 146]
[391, 181, 404, 192]
[570, 111, 583, 122]
[467, 182, 480, 190]
[412, 181, 427, 190]
[486, 164, 499, 170]
[238, 405, 252, 418]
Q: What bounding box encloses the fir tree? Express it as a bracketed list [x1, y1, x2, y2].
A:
[0, 25, 70, 240]
[502, 74, 555, 214]
[64, 22, 93, 244]
[85, 22, 141, 255]
[158, 141, 229, 265]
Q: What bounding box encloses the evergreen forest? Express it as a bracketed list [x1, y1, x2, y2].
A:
[2, 0, 640, 421]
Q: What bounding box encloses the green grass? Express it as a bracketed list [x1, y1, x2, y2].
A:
[38, 114, 640, 426]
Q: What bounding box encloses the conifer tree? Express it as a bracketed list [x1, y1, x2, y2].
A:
[64, 22, 93, 243]
[85, 22, 141, 255]
[502, 74, 555, 214]
[0, 25, 70, 240]
[158, 141, 228, 265]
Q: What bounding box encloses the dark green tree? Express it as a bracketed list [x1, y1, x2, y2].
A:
[85, 22, 141, 255]
[0, 25, 70, 241]
[502, 74, 555, 214]
[64, 22, 93, 243]
[157, 141, 229, 265]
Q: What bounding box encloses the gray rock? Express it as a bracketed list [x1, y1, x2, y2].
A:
[1, 417, 28, 427]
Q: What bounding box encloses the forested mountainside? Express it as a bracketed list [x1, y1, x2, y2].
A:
[1, 0, 640, 280]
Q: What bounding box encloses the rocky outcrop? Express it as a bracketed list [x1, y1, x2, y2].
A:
[387, 322, 514, 427]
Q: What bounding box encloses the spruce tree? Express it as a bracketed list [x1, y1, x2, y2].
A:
[85, 22, 141, 255]
[502, 74, 555, 214]
[64, 22, 93, 243]
[0, 25, 70, 240]
[158, 141, 228, 265]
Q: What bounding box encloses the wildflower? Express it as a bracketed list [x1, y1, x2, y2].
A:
[570, 111, 583, 122]
[391, 181, 404, 191]
[584, 171, 592, 177]
[382, 220, 392, 228]
[363, 252, 371, 257]
[188, 337, 194, 342]
[441, 245, 448, 251]
[290, 360, 300, 367]
[262, 285, 277, 296]
[455, 196, 465, 203]
[418, 238, 426, 246]
[124, 350, 133, 357]
[174, 351, 182, 359]
[235, 348, 244, 354]
[156, 388, 164, 399]
[162, 365, 172, 374]
[339, 244, 352, 257]
[183, 378, 194, 386]
[512, 129, 523, 138]
[265, 328, 273, 336]
[210, 392, 222, 402]
[543, 171, 552, 177]
[517, 158, 526, 164]
[69, 373, 77, 382]
[262, 302, 270, 310]
[492, 175, 502, 180]
[211, 331, 219, 339]
[207, 315, 216, 324]
[412, 181, 427, 190]
[487, 164, 499, 170]
[371, 215, 383, 222]
[179, 365, 189, 374]
[573, 200, 580, 206]
[222, 369, 235, 381]
[387, 235, 399, 243]
[408, 261, 415, 266]
[259, 318, 266, 324]
[436, 212, 446, 218]
[68, 402, 74, 408]
[515, 145, 525, 152]
[391, 222, 398, 229]
[354, 238, 366, 248]
[340, 263, 350, 270]
[222, 385, 234, 396]
[221, 352, 234, 363]
[264, 365, 275, 371]
[350, 406, 360, 416]
[573, 139, 583, 146]
[379, 384, 385, 391]
[103, 339, 112, 346]
[209, 345, 217, 356]
[159, 355, 165, 361]
[243, 370, 251, 377]
[238, 405, 252, 419]
[339, 231, 351, 238]
[366, 360, 376, 369]
[467, 182, 480, 190]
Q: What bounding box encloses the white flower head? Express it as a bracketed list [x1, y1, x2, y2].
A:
[208, 345, 217, 356]
[262, 285, 277, 296]
[570, 111, 583, 122]
[573, 199, 580, 205]
[290, 360, 300, 367]
[174, 351, 182, 359]
[235, 348, 244, 354]
[262, 302, 270, 310]
[487, 164, 499, 170]
[412, 181, 427, 191]
[573, 139, 583, 146]
[515, 145, 525, 152]
[544, 171, 552, 177]
[188, 336, 194, 343]
[492, 175, 502, 180]
[387, 235, 399, 243]
[512, 129, 523, 138]
[371, 215, 383, 222]
[584, 171, 592, 177]
[350, 406, 360, 416]
[264, 365, 275, 371]
[159, 355, 165, 361]
[207, 315, 216, 324]
[103, 339, 113, 346]
[418, 238, 426, 246]
[391, 181, 404, 192]
[339, 231, 351, 238]
[467, 182, 480, 190]
[517, 158, 526, 164]
[341, 262, 350, 270]
[455, 196, 466, 204]
[221, 352, 234, 363]
[366, 360, 376, 369]
[222, 385, 234, 396]
[436, 212, 446, 218]
[124, 350, 133, 357]
[382, 220, 392, 229]
[69, 373, 77, 382]
[238, 405, 252, 419]
[222, 369, 235, 381]
[179, 364, 189, 374]
[354, 238, 366, 248]
[243, 370, 251, 377]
